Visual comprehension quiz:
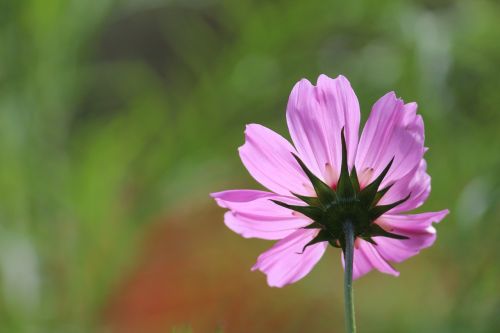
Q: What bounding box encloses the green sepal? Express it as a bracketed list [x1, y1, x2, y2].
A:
[300, 229, 331, 253]
[369, 193, 411, 219]
[336, 128, 355, 199]
[329, 239, 342, 248]
[291, 192, 321, 207]
[366, 223, 409, 240]
[270, 200, 323, 220]
[358, 157, 394, 206]
[303, 221, 324, 229]
[350, 166, 360, 193]
[371, 184, 393, 207]
[292, 154, 337, 206]
[361, 236, 378, 245]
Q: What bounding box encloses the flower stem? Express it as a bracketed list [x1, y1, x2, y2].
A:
[343, 221, 356, 333]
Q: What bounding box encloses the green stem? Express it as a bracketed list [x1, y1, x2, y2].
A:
[343, 221, 357, 333]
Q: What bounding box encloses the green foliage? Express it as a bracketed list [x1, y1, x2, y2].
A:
[0, 0, 499, 332]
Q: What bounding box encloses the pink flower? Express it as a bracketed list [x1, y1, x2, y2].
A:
[211, 74, 449, 288]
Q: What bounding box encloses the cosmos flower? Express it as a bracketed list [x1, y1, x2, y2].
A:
[211, 74, 448, 288]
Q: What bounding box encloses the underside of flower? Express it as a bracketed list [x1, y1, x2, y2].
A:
[212, 74, 449, 286]
[272, 129, 410, 254]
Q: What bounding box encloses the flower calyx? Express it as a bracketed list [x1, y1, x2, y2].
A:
[271, 129, 410, 254]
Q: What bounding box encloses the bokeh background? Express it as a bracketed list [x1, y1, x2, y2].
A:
[1, 0, 499, 332]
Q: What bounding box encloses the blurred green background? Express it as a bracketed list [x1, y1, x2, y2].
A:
[0, 0, 499, 332]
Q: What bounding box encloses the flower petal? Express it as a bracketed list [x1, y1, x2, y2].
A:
[211, 190, 309, 240]
[373, 210, 449, 263]
[342, 239, 399, 279]
[355, 94, 424, 189]
[239, 124, 311, 196]
[378, 159, 431, 214]
[252, 229, 327, 287]
[211, 189, 273, 207]
[286, 75, 360, 186]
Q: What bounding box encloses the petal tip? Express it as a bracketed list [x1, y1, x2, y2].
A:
[391, 269, 401, 277]
[213, 197, 227, 208]
[209, 191, 222, 199]
[316, 73, 331, 83]
[406, 101, 418, 109]
[433, 209, 450, 223]
[243, 123, 258, 133]
[317, 73, 352, 87]
[384, 91, 405, 104]
[294, 78, 313, 89]
[335, 74, 351, 85]
[386, 91, 397, 98]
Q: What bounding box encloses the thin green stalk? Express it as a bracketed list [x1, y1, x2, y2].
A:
[343, 221, 357, 333]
